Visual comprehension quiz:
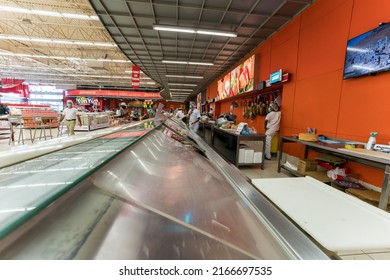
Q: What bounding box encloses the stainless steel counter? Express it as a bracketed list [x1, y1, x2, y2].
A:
[0, 118, 329, 260]
[278, 136, 390, 210]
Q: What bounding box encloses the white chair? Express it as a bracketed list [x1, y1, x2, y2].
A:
[8, 116, 24, 144]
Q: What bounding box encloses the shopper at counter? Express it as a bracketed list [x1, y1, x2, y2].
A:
[264, 102, 281, 160]
[175, 109, 185, 120]
[60, 100, 82, 136]
[188, 102, 201, 133]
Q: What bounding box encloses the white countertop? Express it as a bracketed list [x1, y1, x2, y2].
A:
[252, 176, 390, 252]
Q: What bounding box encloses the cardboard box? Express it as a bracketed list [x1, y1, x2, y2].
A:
[238, 144, 249, 163]
[238, 148, 247, 163]
[305, 171, 330, 183]
[298, 133, 319, 142]
[253, 152, 262, 163]
[244, 149, 254, 163]
[297, 159, 317, 174]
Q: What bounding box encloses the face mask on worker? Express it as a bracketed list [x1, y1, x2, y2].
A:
[268, 107, 272, 113]
[67, 103, 72, 108]
[189, 105, 193, 109]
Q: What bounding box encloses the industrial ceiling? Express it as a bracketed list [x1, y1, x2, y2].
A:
[0, 0, 314, 101]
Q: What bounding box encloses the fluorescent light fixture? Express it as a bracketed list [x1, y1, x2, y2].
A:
[153, 25, 195, 34]
[0, 51, 131, 63]
[162, 60, 187, 65]
[153, 24, 237, 37]
[162, 60, 213, 66]
[166, 74, 203, 79]
[0, 5, 99, 21]
[197, 30, 237, 37]
[169, 88, 193, 92]
[168, 83, 197, 87]
[0, 34, 116, 47]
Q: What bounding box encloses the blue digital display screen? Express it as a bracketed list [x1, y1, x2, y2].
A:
[270, 69, 282, 84]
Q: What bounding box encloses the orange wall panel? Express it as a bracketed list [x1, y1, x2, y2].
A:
[256, 41, 272, 82]
[293, 70, 343, 135]
[349, 0, 390, 38]
[270, 34, 299, 82]
[204, 0, 390, 188]
[207, 80, 219, 100]
[300, 0, 352, 31]
[271, 16, 301, 48]
[338, 73, 390, 142]
[278, 83, 295, 129]
[297, 1, 353, 80]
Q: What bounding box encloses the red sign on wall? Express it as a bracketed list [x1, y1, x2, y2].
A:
[65, 90, 162, 99]
[132, 65, 140, 89]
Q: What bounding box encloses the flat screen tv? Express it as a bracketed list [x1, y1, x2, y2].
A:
[343, 23, 390, 79]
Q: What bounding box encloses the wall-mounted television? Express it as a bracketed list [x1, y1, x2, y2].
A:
[343, 23, 390, 79]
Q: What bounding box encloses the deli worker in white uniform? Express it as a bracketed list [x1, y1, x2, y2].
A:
[264, 102, 281, 160]
[188, 102, 201, 133]
[60, 100, 81, 136]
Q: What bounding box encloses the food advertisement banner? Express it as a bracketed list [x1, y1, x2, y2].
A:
[217, 73, 231, 100]
[217, 55, 255, 101]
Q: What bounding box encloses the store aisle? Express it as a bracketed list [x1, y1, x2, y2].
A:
[239, 158, 390, 260]
[0, 127, 87, 153]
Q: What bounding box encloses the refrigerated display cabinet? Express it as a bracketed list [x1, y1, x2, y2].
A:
[0, 117, 329, 260]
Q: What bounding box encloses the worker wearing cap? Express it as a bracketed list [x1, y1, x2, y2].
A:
[60, 100, 81, 136]
[188, 102, 201, 133]
[264, 102, 281, 160]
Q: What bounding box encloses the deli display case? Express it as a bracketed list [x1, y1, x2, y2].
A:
[75, 112, 110, 131]
[0, 117, 329, 260]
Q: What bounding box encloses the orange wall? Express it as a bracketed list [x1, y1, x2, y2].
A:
[206, 0, 390, 187]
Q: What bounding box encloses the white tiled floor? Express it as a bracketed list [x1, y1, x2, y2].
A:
[1, 134, 389, 260]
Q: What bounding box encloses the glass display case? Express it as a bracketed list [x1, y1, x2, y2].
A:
[0, 117, 329, 260]
[75, 112, 110, 131]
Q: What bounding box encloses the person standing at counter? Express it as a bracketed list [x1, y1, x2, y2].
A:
[60, 100, 81, 136]
[264, 102, 281, 160]
[175, 108, 185, 120]
[188, 102, 200, 133]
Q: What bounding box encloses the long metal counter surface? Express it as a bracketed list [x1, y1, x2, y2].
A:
[0, 117, 329, 259]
